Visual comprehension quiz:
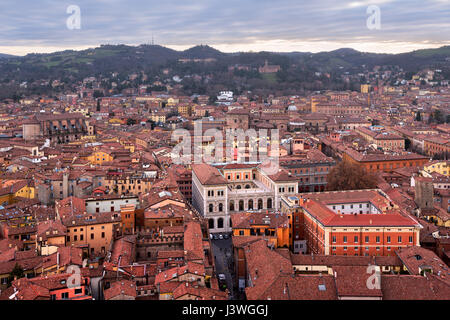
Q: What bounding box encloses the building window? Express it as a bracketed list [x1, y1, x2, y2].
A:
[332, 236, 336, 243]
[209, 204, 213, 213]
[267, 198, 272, 209]
[387, 236, 391, 243]
[376, 236, 380, 243]
[90, 234, 94, 240]
[343, 236, 347, 243]
[398, 236, 402, 243]
[354, 236, 358, 243]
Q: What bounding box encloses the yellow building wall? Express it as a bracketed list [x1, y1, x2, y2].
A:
[424, 162, 449, 176]
[88, 151, 113, 165]
[14, 186, 35, 199]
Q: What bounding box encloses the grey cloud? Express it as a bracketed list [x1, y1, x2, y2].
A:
[0, 0, 448, 52]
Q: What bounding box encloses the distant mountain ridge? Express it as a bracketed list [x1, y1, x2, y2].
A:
[0, 43, 448, 86]
[0, 53, 15, 59]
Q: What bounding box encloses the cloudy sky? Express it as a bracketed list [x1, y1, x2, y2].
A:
[0, 0, 449, 55]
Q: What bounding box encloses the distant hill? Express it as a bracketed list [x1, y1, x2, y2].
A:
[0, 53, 15, 59]
[0, 44, 448, 93]
[181, 45, 225, 59]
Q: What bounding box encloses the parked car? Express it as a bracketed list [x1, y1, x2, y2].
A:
[219, 234, 224, 240]
[218, 274, 227, 291]
[223, 234, 229, 239]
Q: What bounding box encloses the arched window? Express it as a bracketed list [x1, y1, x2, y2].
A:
[239, 200, 244, 211]
[209, 219, 215, 229]
[236, 185, 242, 190]
[218, 218, 224, 229]
[248, 199, 254, 210]
[209, 204, 213, 213]
[229, 201, 235, 211]
[267, 198, 273, 209]
[219, 203, 223, 212]
[258, 199, 263, 210]
[245, 184, 251, 189]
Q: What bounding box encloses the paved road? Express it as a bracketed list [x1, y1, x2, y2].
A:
[211, 236, 236, 299]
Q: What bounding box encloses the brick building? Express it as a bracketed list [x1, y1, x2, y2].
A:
[280, 190, 422, 256]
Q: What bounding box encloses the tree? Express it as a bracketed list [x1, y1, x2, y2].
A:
[8, 263, 24, 285]
[93, 90, 104, 98]
[146, 119, 155, 130]
[405, 138, 412, 150]
[326, 160, 378, 191]
[415, 111, 422, 122]
[428, 112, 434, 124]
[127, 118, 136, 126]
[433, 109, 445, 124]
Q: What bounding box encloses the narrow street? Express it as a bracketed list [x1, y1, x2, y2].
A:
[211, 235, 235, 299]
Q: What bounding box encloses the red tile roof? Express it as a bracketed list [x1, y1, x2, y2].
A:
[104, 280, 137, 300]
[192, 163, 226, 185]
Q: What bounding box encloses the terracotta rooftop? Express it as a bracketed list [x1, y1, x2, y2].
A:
[192, 163, 226, 185]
